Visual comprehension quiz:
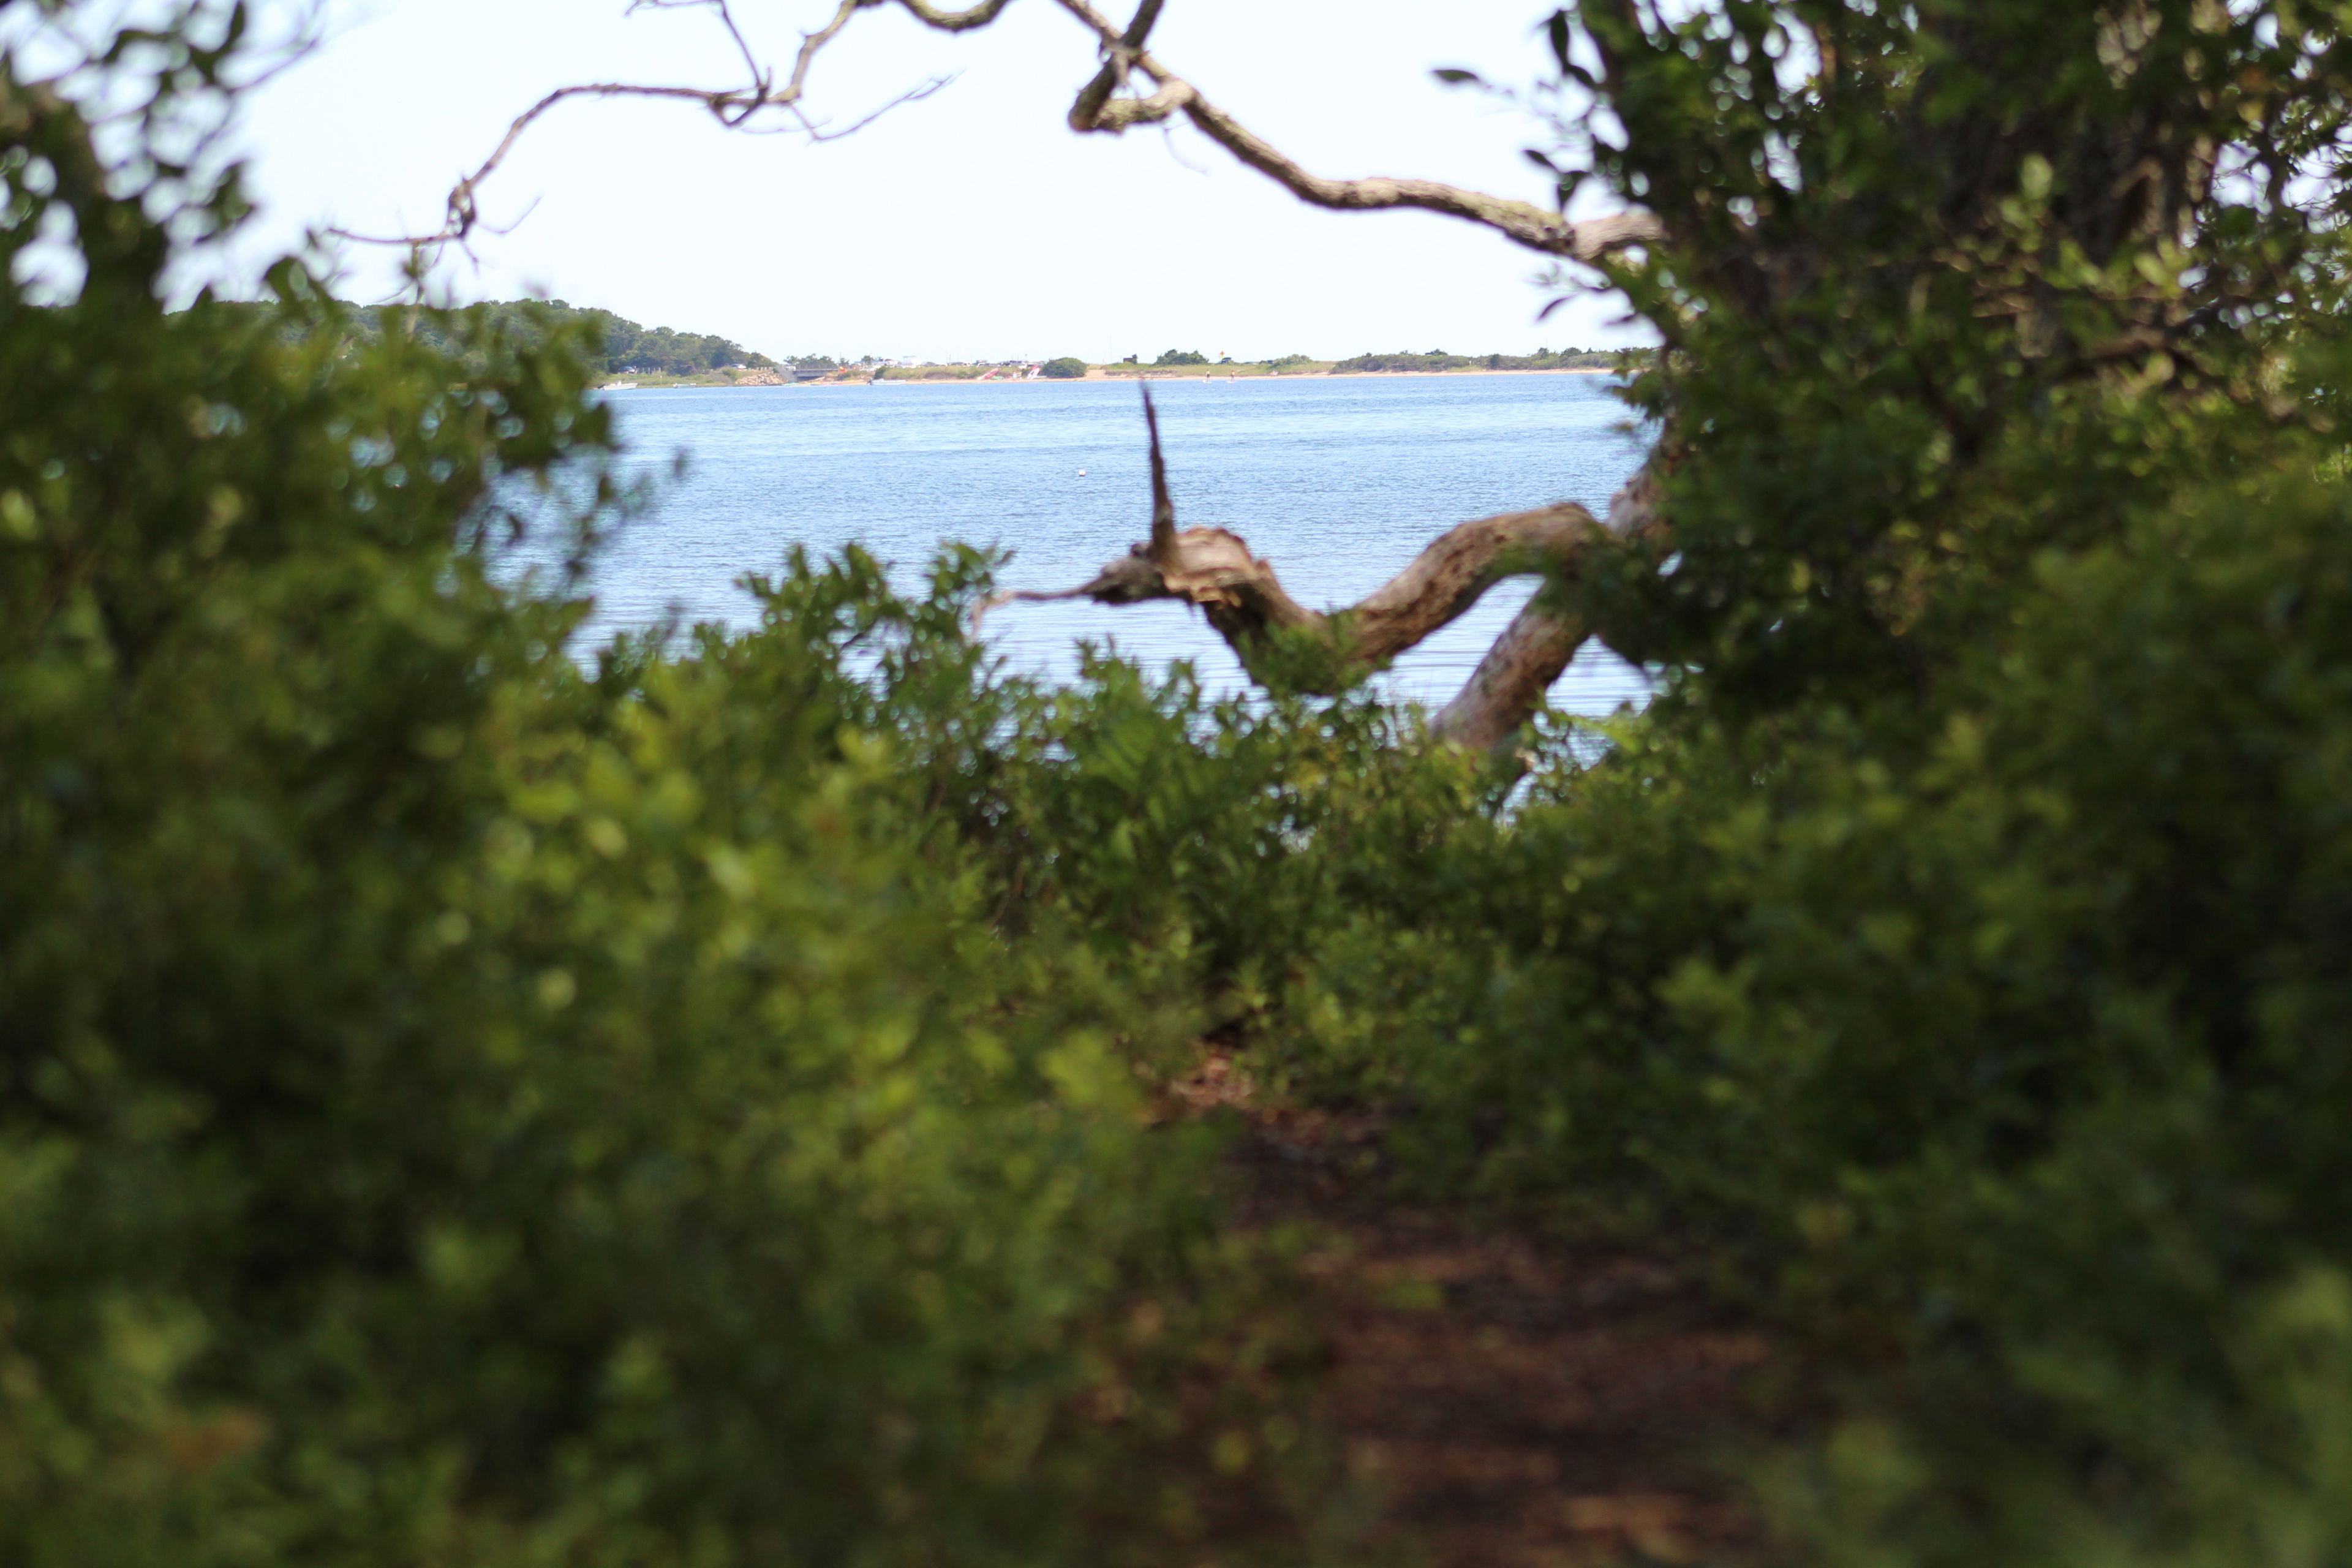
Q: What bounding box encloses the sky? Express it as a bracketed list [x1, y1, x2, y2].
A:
[214, 0, 1646, 363]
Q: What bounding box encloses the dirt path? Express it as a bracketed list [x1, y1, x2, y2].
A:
[1181, 1050, 1785, 1567]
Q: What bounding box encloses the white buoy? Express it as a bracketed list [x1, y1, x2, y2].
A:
[1077, 467, 1087, 476]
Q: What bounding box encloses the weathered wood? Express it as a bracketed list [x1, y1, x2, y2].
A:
[1431, 601, 1588, 753]
[985, 387, 1653, 752]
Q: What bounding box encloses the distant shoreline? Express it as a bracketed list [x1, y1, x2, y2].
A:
[1085, 366, 1616, 382]
[600, 366, 1619, 391]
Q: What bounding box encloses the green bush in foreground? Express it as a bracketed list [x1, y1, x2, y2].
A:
[1257, 451, 2352, 1532]
[1016, 391, 2352, 1566]
[0, 36, 1324, 1568]
[967, 2, 2352, 1561]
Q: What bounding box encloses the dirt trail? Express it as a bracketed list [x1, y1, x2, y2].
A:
[1180, 1050, 1784, 1567]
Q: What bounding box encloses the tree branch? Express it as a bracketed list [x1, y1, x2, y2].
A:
[982, 387, 1627, 750]
[1047, 0, 1661, 261]
[337, 0, 959, 251]
[1432, 601, 1589, 753]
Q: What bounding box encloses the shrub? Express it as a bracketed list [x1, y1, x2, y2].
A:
[0, 36, 1321, 1567]
[1018, 397, 2352, 1567]
[1041, 356, 1088, 379]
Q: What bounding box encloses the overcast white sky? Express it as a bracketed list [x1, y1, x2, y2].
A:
[214, 0, 1642, 363]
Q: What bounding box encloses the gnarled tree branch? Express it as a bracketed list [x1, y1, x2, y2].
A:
[984, 388, 1643, 750]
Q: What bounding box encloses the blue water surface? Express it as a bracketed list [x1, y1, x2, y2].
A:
[578, 372, 1653, 715]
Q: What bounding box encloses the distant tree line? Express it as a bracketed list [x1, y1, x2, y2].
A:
[207, 302, 1624, 380]
[1332, 347, 1616, 372]
[235, 298, 785, 375]
[1076, 349, 1625, 373]
[464, 301, 778, 374]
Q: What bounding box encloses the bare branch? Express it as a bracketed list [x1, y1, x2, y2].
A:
[1069, 0, 1164, 130]
[341, 0, 935, 252]
[628, 0, 771, 104]
[783, 74, 954, 141]
[1047, 0, 1660, 261]
[328, 82, 752, 251]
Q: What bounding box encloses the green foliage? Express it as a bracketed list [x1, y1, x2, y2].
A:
[1769, 1267, 2352, 1568]
[1331, 348, 1612, 372]
[876, 362, 987, 380]
[0, 28, 1325, 1567]
[18, 3, 2352, 1566]
[1332, 350, 1478, 373]
[1550, 0, 2352, 718]
[276, 298, 779, 376]
[1152, 349, 1208, 366]
[1183, 2, 2352, 1558]
[501, 299, 776, 374]
[1040, 356, 1088, 379]
[917, 4, 2352, 1561]
[1019, 386, 2352, 1564]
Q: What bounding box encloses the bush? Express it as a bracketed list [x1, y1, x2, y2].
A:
[988, 3, 2352, 1557]
[0, 36, 1322, 1567]
[1152, 350, 1207, 366]
[1041, 356, 1088, 379]
[1039, 402, 2352, 1568]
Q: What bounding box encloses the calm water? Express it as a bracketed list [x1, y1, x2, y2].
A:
[579, 373, 1653, 715]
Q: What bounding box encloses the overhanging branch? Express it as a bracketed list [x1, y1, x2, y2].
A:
[1048, 0, 1660, 262]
